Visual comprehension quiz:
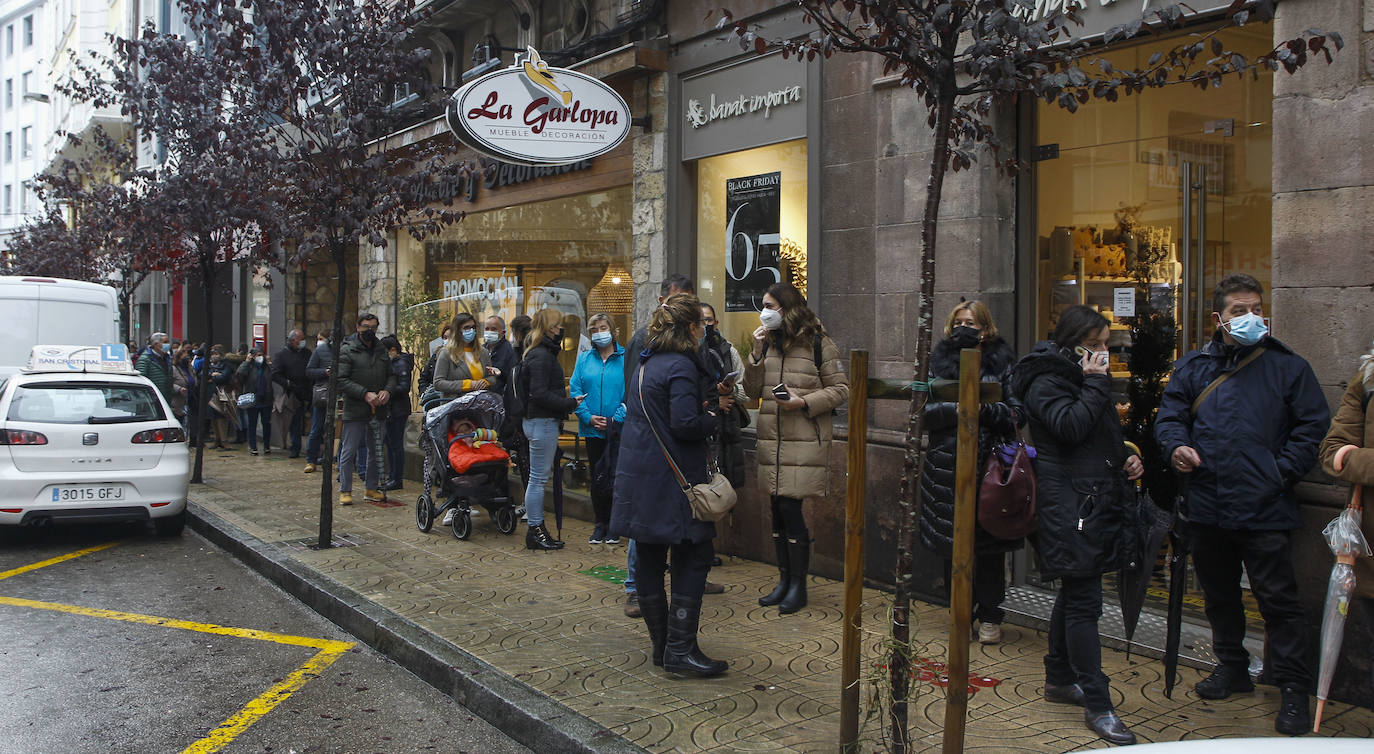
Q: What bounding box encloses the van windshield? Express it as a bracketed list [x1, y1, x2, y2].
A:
[7, 382, 166, 424]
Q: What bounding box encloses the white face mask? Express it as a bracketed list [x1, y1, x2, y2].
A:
[316, 340, 325, 348]
[483, 331, 500, 344]
[255, 356, 264, 364]
[759, 308, 783, 331]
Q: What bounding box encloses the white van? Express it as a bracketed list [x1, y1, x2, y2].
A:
[0, 277, 121, 378]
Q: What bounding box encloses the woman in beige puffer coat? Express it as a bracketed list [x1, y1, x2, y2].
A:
[743, 282, 848, 615]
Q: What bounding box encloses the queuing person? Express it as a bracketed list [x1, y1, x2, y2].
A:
[418, 324, 449, 397]
[170, 343, 199, 446]
[609, 293, 725, 677]
[380, 335, 414, 492]
[272, 330, 313, 459]
[743, 282, 849, 616]
[700, 303, 748, 489]
[622, 274, 697, 619]
[509, 314, 532, 361]
[137, 332, 176, 406]
[1154, 274, 1329, 736]
[235, 347, 273, 455]
[226, 344, 249, 443]
[206, 347, 237, 450]
[304, 331, 333, 474]
[570, 312, 627, 545]
[521, 309, 581, 550]
[429, 323, 453, 358]
[336, 313, 397, 505]
[1321, 339, 1374, 601]
[919, 301, 1024, 645]
[1011, 304, 1143, 746]
[484, 316, 521, 439]
[433, 312, 495, 399]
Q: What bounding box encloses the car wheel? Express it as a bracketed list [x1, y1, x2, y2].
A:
[155, 511, 186, 537]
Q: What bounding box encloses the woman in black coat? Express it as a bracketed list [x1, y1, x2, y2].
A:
[610, 293, 724, 678]
[1010, 305, 1143, 747]
[918, 301, 1023, 645]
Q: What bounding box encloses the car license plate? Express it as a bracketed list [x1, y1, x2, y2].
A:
[51, 486, 125, 502]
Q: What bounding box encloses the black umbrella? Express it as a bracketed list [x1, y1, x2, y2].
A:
[1163, 522, 1190, 698]
[369, 406, 387, 496]
[552, 445, 565, 540]
[1117, 483, 1172, 661]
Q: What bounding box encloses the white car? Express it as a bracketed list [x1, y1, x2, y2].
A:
[0, 346, 190, 536]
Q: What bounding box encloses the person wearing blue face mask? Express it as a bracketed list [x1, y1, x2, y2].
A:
[433, 312, 495, 400]
[569, 313, 628, 545]
[1154, 273, 1330, 737]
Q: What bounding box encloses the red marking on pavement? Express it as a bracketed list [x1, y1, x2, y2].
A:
[366, 497, 404, 508]
[875, 657, 1003, 695]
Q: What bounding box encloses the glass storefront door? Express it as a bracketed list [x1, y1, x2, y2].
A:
[1023, 24, 1274, 628]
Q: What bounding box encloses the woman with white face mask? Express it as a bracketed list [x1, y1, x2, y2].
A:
[742, 282, 849, 616]
[569, 313, 627, 544]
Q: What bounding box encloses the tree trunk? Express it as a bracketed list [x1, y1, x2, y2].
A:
[190, 246, 216, 485]
[317, 236, 347, 549]
[889, 88, 957, 754]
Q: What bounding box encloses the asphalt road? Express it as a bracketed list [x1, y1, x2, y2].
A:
[0, 524, 533, 754]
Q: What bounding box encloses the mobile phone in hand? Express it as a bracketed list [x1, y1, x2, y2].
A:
[723, 369, 740, 383]
[771, 383, 791, 401]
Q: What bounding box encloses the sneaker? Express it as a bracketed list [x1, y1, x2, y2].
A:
[442, 509, 456, 526]
[1194, 665, 1255, 700]
[1275, 685, 1310, 736]
[363, 489, 385, 503]
[516, 505, 527, 522]
[340, 492, 353, 506]
[303, 463, 317, 473]
[623, 593, 641, 618]
[263, 448, 272, 455]
[589, 523, 606, 544]
[978, 622, 1003, 645]
[603, 534, 621, 545]
[249, 449, 259, 456]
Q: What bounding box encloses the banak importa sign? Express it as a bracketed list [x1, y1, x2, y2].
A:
[446, 47, 632, 166]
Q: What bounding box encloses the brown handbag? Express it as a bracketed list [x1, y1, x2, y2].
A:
[977, 428, 1037, 539]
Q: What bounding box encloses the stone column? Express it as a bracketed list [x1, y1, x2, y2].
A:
[357, 238, 397, 333]
[631, 72, 668, 329]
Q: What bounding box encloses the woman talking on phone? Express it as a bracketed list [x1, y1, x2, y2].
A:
[742, 282, 849, 615]
[1009, 304, 1144, 747]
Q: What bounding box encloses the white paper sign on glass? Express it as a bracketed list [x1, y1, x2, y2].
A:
[1113, 287, 1136, 318]
[446, 48, 632, 166]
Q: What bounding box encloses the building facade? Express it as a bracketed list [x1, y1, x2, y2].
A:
[0, 0, 47, 256]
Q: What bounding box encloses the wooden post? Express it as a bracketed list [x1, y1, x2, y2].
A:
[840, 350, 869, 752]
[942, 347, 981, 754]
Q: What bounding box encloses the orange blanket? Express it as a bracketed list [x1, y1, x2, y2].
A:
[448, 434, 509, 473]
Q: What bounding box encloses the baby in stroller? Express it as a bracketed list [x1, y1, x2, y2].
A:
[415, 391, 518, 540]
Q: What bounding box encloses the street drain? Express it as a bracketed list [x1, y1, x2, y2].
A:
[280, 533, 364, 550]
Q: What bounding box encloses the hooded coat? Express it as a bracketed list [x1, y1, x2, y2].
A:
[1319, 362, 1374, 597]
[743, 330, 849, 501]
[918, 336, 1025, 558]
[235, 358, 273, 408]
[1011, 341, 1130, 579]
[610, 350, 718, 545]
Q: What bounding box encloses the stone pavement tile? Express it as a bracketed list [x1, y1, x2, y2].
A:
[613, 698, 798, 752]
[560, 678, 694, 733]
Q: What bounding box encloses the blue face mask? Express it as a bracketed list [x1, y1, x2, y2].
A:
[1225, 312, 1268, 346]
[461, 328, 476, 344]
[590, 332, 613, 348]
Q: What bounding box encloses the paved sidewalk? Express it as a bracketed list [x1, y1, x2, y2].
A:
[188, 450, 1374, 752]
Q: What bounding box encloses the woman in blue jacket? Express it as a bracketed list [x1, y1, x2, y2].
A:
[569, 312, 627, 545]
[610, 293, 724, 678]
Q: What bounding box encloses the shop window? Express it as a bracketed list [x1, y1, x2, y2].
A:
[694, 138, 808, 357]
[411, 186, 633, 377]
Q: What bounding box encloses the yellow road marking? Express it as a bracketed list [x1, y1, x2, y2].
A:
[0, 541, 121, 582]
[0, 542, 357, 753]
[182, 646, 351, 754]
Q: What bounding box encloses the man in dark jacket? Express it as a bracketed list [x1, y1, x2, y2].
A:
[303, 331, 332, 473]
[137, 332, 175, 405]
[335, 314, 398, 505]
[272, 329, 313, 459]
[1154, 274, 1330, 736]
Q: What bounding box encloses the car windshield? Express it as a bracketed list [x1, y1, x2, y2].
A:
[6, 382, 166, 424]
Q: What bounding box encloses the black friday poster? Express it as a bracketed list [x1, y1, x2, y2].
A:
[723, 172, 782, 312]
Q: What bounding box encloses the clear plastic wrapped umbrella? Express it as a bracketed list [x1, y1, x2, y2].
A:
[1313, 487, 1370, 733]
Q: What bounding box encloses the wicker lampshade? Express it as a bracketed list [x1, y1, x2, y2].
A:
[587, 263, 634, 316]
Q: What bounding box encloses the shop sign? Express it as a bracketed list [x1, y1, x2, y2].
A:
[415, 158, 594, 205]
[1015, 0, 1234, 40]
[441, 267, 520, 304]
[723, 172, 782, 313]
[445, 48, 631, 166]
[682, 53, 808, 162]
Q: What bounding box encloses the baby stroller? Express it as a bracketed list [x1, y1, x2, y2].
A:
[415, 390, 518, 540]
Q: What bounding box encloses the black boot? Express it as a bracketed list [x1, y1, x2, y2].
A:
[638, 593, 668, 667]
[525, 524, 563, 550]
[778, 538, 809, 615]
[663, 595, 727, 677]
[758, 530, 790, 607]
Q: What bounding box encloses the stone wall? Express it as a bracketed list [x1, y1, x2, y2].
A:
[358, 239, 397, 334]
[289, 252, 359, 340]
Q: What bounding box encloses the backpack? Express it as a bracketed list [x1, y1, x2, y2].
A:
[506, 360, 528, 419]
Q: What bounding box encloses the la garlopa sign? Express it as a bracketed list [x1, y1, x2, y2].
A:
[446, 47, 632, 167]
